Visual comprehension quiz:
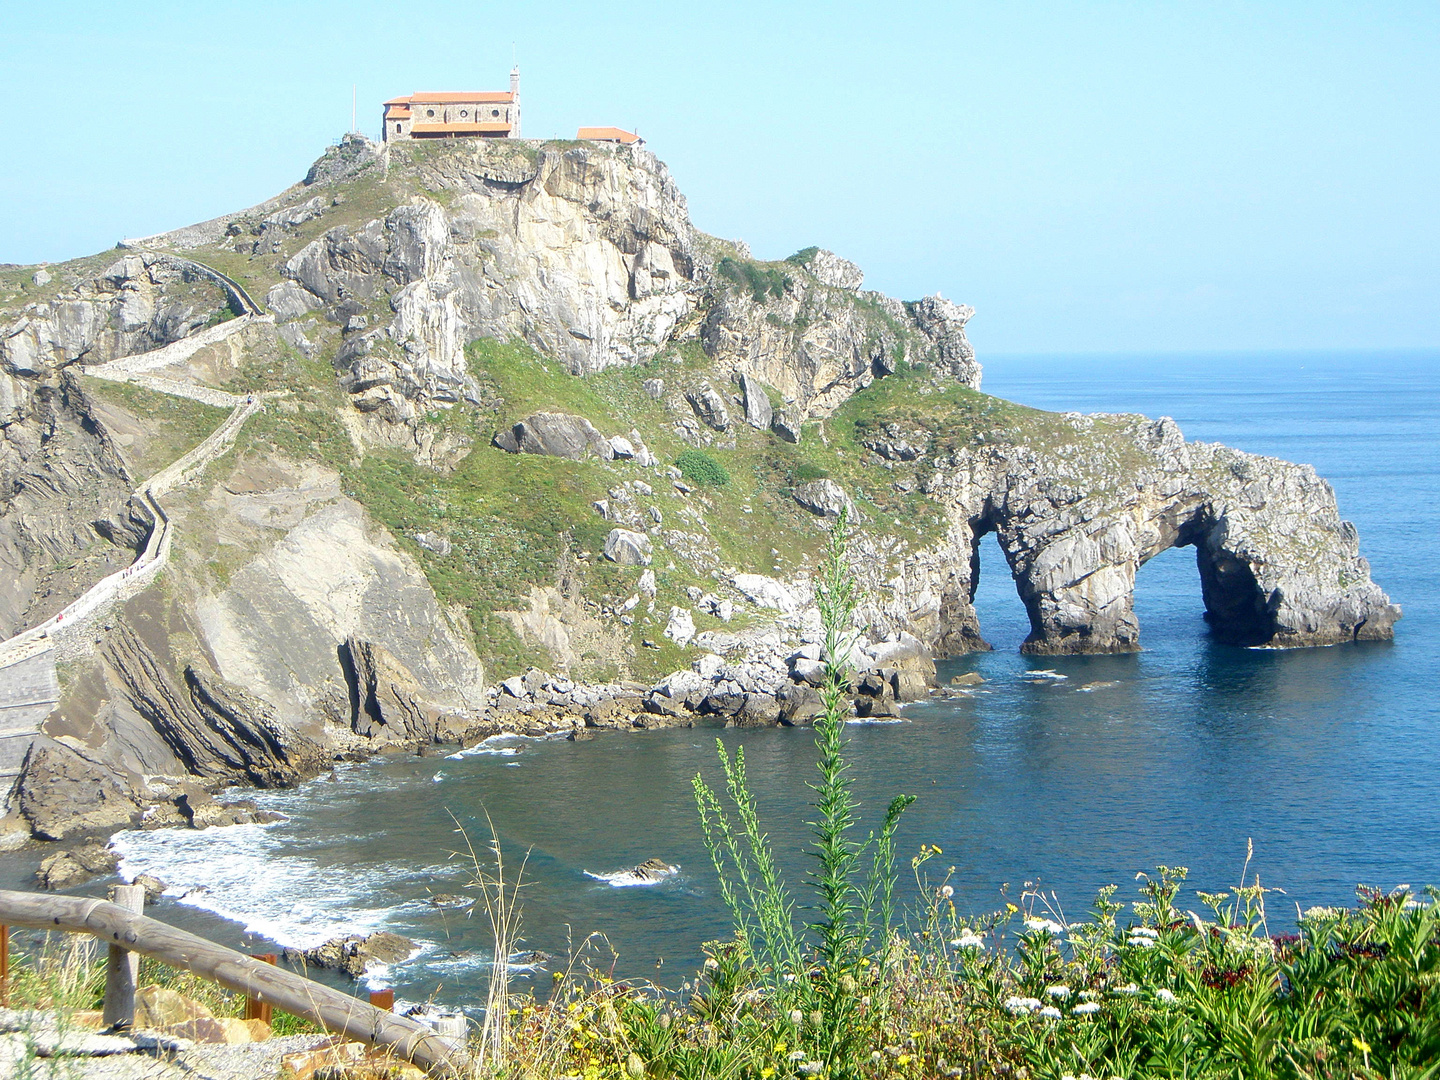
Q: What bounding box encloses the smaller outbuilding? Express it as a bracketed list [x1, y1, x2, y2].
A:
[577, 127, 644, 145]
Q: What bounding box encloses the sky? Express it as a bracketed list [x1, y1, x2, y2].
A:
[2, 1, 1437, 355]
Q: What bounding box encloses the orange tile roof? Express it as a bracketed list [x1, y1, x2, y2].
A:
[410, 121, 513, 134]
[409, 91, 514, 104]
[577, 126, 642, 144]
[383, 95, 412, 105]
[385, 107, 412, 119]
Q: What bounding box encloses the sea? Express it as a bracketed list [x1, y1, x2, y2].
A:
[4, 348, 1436, 1009]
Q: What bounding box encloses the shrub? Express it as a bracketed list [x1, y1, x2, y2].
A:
[786, 246, 820, 267]
[793, 461, 829, 483]
[675, 448, 730, 488]
[716, 256, 790, 304]
[693, 511, 915, 1077]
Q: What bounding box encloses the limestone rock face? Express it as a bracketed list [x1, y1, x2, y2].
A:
[866, 414, 1400, 655]
[96, 622, 327, 789]
[35, 842, 119, 889]
[343, 638, 482, 746]
[686, 383, 731, 430]
[278, 140, 701, 414]
[17, 741, 144, 840]
[604, 528, 653, 566]
[738, 372, 773, 430]
[494, 412, 615, 460]
[792, 478, 855, 519]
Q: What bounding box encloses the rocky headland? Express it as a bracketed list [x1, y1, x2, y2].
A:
[0, 134, 1398, 861]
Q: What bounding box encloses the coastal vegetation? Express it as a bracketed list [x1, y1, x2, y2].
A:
[476, 520, 1440, 1080]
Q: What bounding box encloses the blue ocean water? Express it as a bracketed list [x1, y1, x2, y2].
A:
[30, 349, 1440, 1007]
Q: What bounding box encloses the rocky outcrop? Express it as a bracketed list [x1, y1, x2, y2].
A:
[17, 740, 144, 840]
[36, 841, 119, 889]
[866, 414, 1400, 654]
[283, 930, 415, 979]
[100, 623, 327, 788]
[342, 638, 483, 746]
[792, 478, 856, 519]
[493, 412, 615, 460]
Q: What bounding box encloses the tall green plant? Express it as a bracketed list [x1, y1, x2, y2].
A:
[692, 509, 915, 1076]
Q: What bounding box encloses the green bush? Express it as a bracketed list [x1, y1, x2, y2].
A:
[675, 448, 730, 488]
[794, 461, 829, 483]
[716, 256, 790, 304]
[786, 246, 820, 267]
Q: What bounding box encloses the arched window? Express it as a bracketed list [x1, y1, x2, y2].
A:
[395, 123, 402, 133]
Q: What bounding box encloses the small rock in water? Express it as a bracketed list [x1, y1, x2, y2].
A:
[950, 672, 985, 686]
[284, 930, 416, 979]
[428, 893, 473, 909]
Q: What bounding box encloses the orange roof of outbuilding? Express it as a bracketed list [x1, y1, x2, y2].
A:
[577, 126, 642, 144]
[386, 108, 412, 119]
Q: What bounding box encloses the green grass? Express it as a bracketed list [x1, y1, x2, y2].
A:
[83, 380, 231, 479]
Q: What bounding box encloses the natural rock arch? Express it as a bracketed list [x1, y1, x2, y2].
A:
[863, 415, 1399, 656]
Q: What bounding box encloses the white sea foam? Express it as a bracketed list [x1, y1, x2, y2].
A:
[111, 822, 395, 952]
[446, 734, 531, 760]
[584, 864, 679, 888]
[1019, 669, 1068, 681]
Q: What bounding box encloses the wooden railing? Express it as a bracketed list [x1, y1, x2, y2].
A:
[0, 888, 469, 1075]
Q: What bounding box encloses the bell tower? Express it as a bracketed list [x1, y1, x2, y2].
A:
[510, 66, 521, 137]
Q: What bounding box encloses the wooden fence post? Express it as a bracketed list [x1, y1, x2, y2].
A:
[369, 988, 395, 1012]
[102, 885, 145, 1028]
[245, 954, 277, 1025]
[0, 924, 9, 1006]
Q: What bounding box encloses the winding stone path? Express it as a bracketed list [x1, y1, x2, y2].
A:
[0, 266, 271, 800]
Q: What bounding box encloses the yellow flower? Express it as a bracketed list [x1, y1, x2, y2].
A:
[1353, 1037, 1372, 1055]
[774, 1042, 788, 1054]
[897, 1054, 912, 1066]
[762, 1070, 775, 1079]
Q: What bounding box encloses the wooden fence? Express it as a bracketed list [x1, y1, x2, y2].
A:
[0, 887, 470, 1074]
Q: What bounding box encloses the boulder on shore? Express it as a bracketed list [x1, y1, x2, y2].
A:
[36, 842, 119, 890]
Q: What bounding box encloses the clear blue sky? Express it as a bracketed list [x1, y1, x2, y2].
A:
[3, 1, 1436, 355]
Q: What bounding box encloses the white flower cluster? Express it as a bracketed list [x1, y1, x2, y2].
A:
[1003, 995, 1043, 1014]
[1073, 1001, 1101, 1015]
[1127, 926, 1160, 948]
[1155, 987, 1178, 1004]
[950, 931, 986, 950]
[1046, 984, 1071, 999]
[1023, 916, 1065, 935]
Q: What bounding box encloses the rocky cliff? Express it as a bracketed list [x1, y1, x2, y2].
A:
[0, 135, 1397, 846]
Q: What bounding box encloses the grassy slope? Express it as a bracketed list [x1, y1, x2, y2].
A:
[4, 141, 1147, 682]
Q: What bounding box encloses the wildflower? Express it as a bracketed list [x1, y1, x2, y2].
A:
[1078, 989, 1100, 1000]
[1129, 926, 1159, 939]
[798, 1064, 822, 1076]
[1045, 984, 1071, 999]
[1115, 983, 1140, 995]
[1155, 988, 1177, 1004]
[1023, 917, 1064, 935]
[774, 1043, 788, 1054]
[940, 885, 954, 898]
[762, 1070, 775, 1079]
[1126, 935, 1156, 949]
[1303, 906, 1342, 920]
[871, 1051, 883, 1064]
[789, 1010, 804, 1025]
[788, 1051, 808, 1062]
[1003, 996, 1042, 1014]
[783, 972, 797, 982]
[625, 1053, 646, 1079]
[703, 957, 719, 970]
[896, 1055, 912, 1066]
[950, 932, 985, 949]
[1073, 1001, 1101, 1015]
[1039, 1005, 1062, 1019]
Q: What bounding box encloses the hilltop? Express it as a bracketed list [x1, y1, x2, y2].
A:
[0, 135, 1397, 846]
